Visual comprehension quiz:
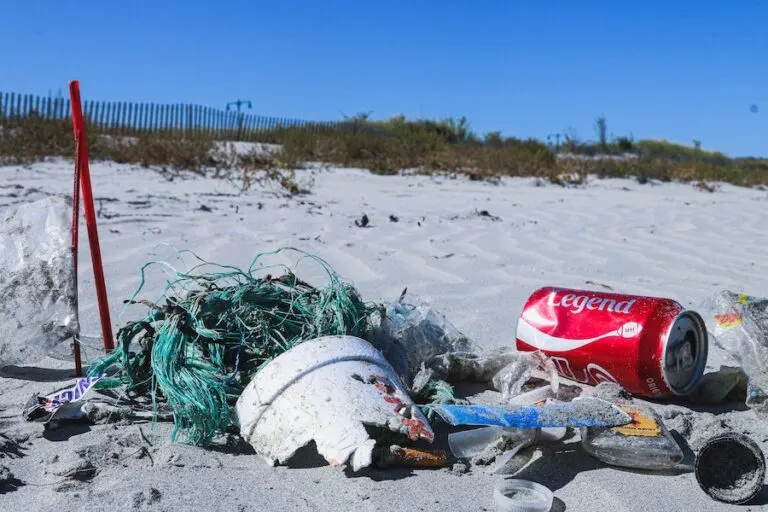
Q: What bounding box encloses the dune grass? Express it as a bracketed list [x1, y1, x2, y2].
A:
[1, 114, 766, 190]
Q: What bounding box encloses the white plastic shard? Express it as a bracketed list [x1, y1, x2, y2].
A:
[235, 335, 434, 471]
[0, 196, 79, 367]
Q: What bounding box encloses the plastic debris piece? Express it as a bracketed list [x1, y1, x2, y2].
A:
[449, 426, 515, 459]
[0, 196, 79, 367]
[448, 426, 566, 474]
[488, 427, 566, 475]
[491, 351, 558, 403]
[370, 293, 480, 386]
[430, 397, 632, 429]
[236, 335, 434, 472]
[580, 401, 684, 470]
[695, 433, 766, 505]
[504, 386, 553, 407]
[494, 478, 554, 512]
[23, 376, 104, 424]
[699, 291, 768, 412]
[373, 445, 447, 469]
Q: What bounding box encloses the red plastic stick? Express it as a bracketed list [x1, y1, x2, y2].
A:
[68, 80, 115, 354]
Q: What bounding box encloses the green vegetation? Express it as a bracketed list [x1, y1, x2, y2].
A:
[1, 112, 766, 190]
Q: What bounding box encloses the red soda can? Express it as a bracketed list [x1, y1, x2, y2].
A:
[515, 287, 708, 398]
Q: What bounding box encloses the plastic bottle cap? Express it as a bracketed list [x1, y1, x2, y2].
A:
[695, 433, 766, 505]
[493, 478, 554, 512]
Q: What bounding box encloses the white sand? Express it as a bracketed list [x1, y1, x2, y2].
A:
[2, 160, 768, 511]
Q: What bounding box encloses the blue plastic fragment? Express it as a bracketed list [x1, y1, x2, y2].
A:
[428, 399, 631, 429]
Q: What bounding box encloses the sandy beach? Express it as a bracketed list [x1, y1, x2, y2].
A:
[2, 158, 768, 512]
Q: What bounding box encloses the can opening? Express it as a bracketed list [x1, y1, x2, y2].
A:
[663, 311, 708, 395]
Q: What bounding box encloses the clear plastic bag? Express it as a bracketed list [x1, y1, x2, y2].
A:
[699, 291, 768, 411]
[369, 293, 558, 401]
[491, 351, 559, 402]
[369, 293, 480, 388]
[0, 196, 79, 367]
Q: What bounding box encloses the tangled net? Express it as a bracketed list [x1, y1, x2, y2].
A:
[89, 248, 383, 446]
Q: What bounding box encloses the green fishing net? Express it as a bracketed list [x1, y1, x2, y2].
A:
[88, 248, 384, 445]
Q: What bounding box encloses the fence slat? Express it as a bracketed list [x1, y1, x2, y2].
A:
[173, 104, 180, 133]
[242, 114, 250, 139]
[113, 102, 121, 132]
[148, 103, 155, 132]
[250, 114, 259, 139]
[123, 102, 130, 133]
[136, 103, 144, 132]
[104, 102, 112, 130]
[91, 101, 99, 128]
[124, 103, 132, 134]
[117, 102, 125, 133]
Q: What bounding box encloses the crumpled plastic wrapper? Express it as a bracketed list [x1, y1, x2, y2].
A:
[699, 291, 768, 411]
[0, 196, 79, 367]
[369, 293, 556, 400]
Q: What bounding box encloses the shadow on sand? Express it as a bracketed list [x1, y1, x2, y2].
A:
[0, 365, 78, 383]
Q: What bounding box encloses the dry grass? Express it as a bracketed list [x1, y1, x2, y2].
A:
[0, 117, 302, 195]
[1, 116, 766, 190]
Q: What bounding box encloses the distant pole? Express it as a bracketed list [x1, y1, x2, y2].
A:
[227, 99, 253, 140]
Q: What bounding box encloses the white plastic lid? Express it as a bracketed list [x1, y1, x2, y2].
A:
[494, 478, 554, 512]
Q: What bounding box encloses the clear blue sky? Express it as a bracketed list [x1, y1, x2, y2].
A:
[3, 1, 766, 156]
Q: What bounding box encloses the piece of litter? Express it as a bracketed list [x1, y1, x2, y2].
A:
[236, 336, 433, 472]
[493, 478, 553, 512]
[429, 398, 632, 429]
[695, 433, 766, 504]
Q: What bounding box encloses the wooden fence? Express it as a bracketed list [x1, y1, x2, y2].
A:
[0, 91, 341, 142]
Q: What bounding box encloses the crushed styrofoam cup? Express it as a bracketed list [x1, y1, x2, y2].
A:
[235, 335, 434, 472]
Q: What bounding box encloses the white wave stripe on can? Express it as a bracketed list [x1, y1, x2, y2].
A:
[517, 317, 643, 352]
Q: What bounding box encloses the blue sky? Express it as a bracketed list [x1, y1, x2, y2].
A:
[3, 1, 765, 156]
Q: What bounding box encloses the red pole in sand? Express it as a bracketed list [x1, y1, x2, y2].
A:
[68, 80, 115, 357]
